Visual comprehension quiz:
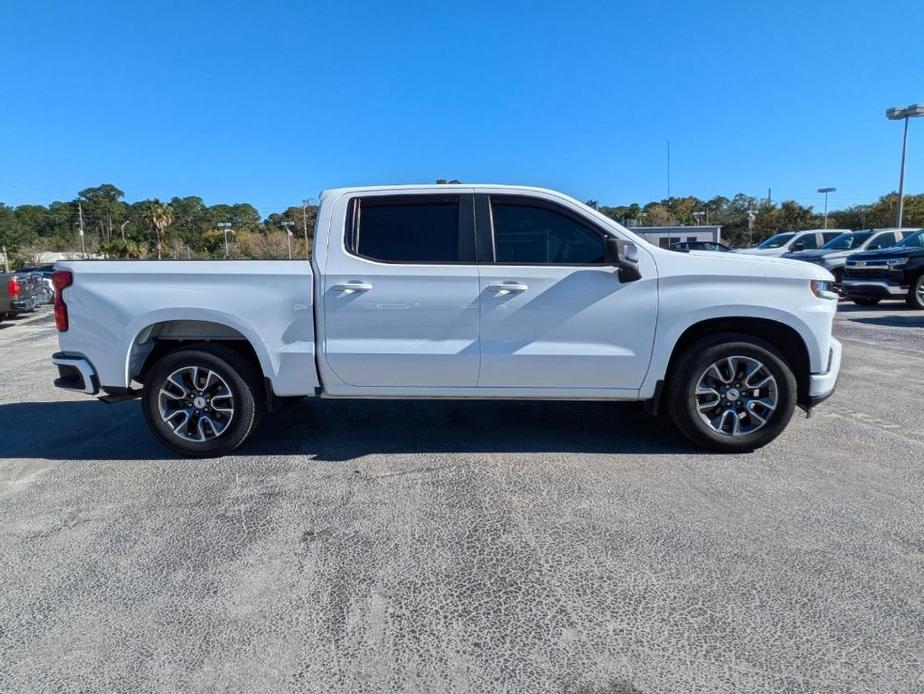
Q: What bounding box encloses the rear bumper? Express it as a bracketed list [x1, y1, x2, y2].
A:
[52, 352, 100, 395]
[11, 296, 40, 311]
[807, 337, 841, 404]
[842, 279, 907, 299]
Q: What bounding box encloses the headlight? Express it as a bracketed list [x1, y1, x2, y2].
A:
[811, 279, 838, 300]
[883, 257, 909, 266]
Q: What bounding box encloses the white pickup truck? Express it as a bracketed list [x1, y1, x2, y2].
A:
[51, 184, 842, 456]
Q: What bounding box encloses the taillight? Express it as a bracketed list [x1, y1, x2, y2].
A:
[8, 275, 21, 298]
[52, 270, 73, 332]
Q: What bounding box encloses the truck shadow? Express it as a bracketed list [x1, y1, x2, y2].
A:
[0, 398, 706, 462]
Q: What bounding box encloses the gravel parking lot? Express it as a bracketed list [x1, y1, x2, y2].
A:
[1, 305, 922, 693]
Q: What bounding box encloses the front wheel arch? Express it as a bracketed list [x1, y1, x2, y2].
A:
[660, 317, 811, 408]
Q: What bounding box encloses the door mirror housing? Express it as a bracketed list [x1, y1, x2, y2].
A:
[790, 239, 805, 252]
[605, 237, 641, 282]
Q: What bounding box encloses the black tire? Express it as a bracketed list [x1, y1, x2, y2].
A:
[141, 344, 264, 457]
[666, 333, 797, 453]
[852, 297, 880, 306]
[905, 275, 924, 310]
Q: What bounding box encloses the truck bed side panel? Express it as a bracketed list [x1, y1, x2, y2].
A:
[55, 260, 318, 396]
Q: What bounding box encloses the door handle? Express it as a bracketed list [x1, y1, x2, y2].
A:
[332, 281, 373, 293]
[487, 282, 528, 294]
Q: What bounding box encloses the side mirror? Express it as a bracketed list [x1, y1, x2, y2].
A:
[790, 240, 805, 251]
[605, 237, 641, 282]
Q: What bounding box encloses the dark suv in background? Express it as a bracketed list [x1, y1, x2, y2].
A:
[842, 229, 924, 308]
[783, 228, 911, 284]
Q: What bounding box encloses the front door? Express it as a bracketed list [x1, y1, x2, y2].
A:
[476, 194, 658, 390]
[322, 193, 480, 388]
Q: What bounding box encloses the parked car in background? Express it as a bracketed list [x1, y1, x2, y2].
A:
[842, 229, 924, 308]
[52, 184, 841, 457]
[782, 228, 916, 284]
[735, 229, 847, 257]
[0, 271, 46, 320]
[670, 241, 731, 252]
[18, 267, 56, 304]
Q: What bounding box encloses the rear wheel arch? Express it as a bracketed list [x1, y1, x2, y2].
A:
[663, 317, 812, 407]
[128, 319, 267, 388]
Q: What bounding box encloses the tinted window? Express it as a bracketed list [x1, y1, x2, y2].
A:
[797, 234, 819, 250]
[353, 196, 461, 262]
[491, 201, 605, 264]
[897, 231, 924, 248]
[757, 232, 795, 249]
[821, 232, 841, 243]
[823, 232, 871, 249]
[867, 233, 897, 250]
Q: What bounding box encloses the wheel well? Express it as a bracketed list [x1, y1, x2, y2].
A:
[130, 320, 263, 386]
[665, 317, 812, 406]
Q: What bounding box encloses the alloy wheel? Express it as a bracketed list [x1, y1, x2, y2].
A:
[158, 366, 235, 442]
[694, 356, 778, 437]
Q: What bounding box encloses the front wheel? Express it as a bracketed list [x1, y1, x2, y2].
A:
[141, 344, 264, 457]
[906, 275, 924, 310]
[666, 334, 797, 453]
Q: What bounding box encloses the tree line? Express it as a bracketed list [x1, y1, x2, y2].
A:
[0, 184, 317, 265]
[1, 183, 923, 266]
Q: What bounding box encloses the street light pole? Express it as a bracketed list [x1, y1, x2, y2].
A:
[817, 187, 836, 229]
[886, 104, 924, 227]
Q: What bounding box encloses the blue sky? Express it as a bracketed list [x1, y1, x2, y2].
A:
[1, 0, 922, 215]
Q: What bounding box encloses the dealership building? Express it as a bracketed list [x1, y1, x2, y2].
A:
[624, 225, 723, 248]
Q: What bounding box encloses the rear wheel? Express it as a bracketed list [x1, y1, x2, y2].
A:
[906, 275, 924, 310]
[666, 334, 797, 453]
[852, 297, 880, 306]
[141, 344, 264, 457]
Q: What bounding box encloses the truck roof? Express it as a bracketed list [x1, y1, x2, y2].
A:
[320, 183, 567, 199]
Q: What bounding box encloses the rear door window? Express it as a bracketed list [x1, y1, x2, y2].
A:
[348, 195, 472, 263]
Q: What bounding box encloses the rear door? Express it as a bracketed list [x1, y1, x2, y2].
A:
[475, 194, 657, 390]
[321, 193, 480, 388]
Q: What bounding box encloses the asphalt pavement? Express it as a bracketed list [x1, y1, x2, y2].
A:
[1, 304, 922, 693]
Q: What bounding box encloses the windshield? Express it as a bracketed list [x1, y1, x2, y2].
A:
[822, 231, 871, 250]
[757, 232, 795, 249]
[894, 230, 924, 248]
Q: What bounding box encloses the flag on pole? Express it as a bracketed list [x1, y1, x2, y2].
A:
[286, 227, 293, 238]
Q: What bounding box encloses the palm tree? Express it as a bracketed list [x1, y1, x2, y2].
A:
[140, 200, 174, 259]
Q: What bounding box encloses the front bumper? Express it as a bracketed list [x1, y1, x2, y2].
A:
[842, 279, 908, 299]
[807, 337, 841, 405]
[52, 352, 100, 395]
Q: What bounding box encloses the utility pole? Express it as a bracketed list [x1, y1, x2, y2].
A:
[282, 220, 294, 259]
[767, 188, 772, 208]
[78, 202, 87, 257]
[2, 245, 9, 273]
[217, 222, 233, 258]
[666, 140, 671, 200]
[747, 209, 757, 246]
